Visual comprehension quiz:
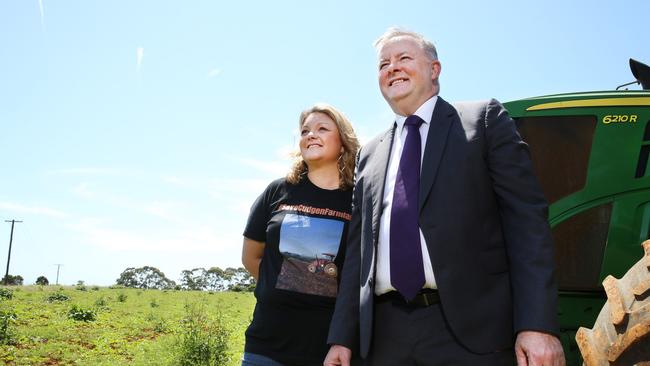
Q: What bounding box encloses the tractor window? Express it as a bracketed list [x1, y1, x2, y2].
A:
[636, 120, 650, 178]
[515, 116, 597, 204]
[552, 202, 612, 291]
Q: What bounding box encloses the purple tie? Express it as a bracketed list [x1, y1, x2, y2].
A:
[390, 115, 425, 301]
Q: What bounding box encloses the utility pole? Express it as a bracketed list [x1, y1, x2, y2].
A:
[54, 264, 63, 285]
[4, 220, 23, 285]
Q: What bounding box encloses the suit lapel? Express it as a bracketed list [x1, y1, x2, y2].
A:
[370, 126, 395, 243]
[419, 97, 454, 212]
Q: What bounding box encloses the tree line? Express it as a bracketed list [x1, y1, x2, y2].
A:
[2, 266, 255, 292]
[115, 266, 256, 291]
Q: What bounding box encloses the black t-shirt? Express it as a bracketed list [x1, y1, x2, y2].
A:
[243, 177, 352, 366]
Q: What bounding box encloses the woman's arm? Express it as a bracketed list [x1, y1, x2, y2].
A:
[242, 237, 265, 281]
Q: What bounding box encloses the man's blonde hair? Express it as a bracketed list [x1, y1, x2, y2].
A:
[373, 27, 438, 61]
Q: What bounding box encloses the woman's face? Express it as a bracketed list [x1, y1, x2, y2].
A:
[299, 112, 343, 168]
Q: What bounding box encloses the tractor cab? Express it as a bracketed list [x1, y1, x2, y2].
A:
[503, 58, 650, 365]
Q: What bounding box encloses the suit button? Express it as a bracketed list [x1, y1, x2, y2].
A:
[368, 278, 374, 287]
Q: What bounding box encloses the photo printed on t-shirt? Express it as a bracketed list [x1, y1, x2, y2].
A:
[276, 212, 344, 297]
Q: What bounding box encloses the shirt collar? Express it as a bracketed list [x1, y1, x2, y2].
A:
[395, 96, 438, 129]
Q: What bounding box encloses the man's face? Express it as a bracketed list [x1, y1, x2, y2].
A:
[378, 37, 440, 116]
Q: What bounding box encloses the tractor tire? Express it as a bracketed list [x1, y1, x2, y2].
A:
[576, 239, 650, 366]
[324, 263, 337, 277]
[307, 263, 317, 273]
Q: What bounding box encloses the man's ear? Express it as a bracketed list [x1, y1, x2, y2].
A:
[431, 60, 441, 81]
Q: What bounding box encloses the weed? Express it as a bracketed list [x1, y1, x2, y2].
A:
[117, 293, 128, 302]
[0, 288, 13, 300]
[91, 286, 100, 291]
[0, 309, 17, 345]
[149, 314, 169, 333]
[94, 297, 108, 308]
[46, 291, 70, 302]
[174, 302, 230, 366]
[150, 299, 160, 308]
[68, 305, 97, 322]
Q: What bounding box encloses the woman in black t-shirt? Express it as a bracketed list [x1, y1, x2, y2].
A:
[242, 103, 359, 366]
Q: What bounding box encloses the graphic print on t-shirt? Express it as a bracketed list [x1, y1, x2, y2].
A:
[276, 213, 344, 297]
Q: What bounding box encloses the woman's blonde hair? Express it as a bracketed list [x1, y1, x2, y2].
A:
[286, 103, 360, 190]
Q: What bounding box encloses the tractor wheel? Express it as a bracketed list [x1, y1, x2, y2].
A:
[324, 263, 338, 277]
[307, 263, 317, 273]
[576, 240, 650, 366]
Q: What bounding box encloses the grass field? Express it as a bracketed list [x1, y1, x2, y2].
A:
[0, 285, 256, 365]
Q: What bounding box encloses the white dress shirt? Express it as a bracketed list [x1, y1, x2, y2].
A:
[375, 96, 438, 295]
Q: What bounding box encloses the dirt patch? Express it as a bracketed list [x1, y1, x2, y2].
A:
[276, 257, 337, 297]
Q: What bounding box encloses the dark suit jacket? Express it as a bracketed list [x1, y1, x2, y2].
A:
[328, 97, 559, 356]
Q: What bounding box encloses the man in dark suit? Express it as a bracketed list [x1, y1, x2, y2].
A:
[324, 28, 565, 365]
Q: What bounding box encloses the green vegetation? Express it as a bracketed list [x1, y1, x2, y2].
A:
[175, 302, 230, 365]
[67, 304, 97, 322]
[0, 285, 255, 365]
[0, 288, 13, 301]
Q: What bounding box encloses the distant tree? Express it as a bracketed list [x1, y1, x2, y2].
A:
[205, 267, 228, 291]
[225, 267, 255, 292]
[76, 280, 87, 291]
[2, 275, 23, 286]
[179, 268, 207, 291]
[115, 266, 176, 290]
[35, 276, 49, 286]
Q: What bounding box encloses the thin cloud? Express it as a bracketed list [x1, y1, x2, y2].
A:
[0, 201, 66, 219]
[207, 68, 221, 78]
[38, 0, 45, 29]
[238, 157, 290, 176]
[206, 178, 270, 209]
[70, 180, 193, 224]
[141, 201, 188, 223]
[162, 175, 195, 188]
[67, 218, 237, 253]
[136, 47, 144, 71]
[72, 182, 95, 199]
[48, 167, 131, 176]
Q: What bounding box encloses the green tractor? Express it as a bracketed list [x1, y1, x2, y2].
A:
[503, 58, 650, 365]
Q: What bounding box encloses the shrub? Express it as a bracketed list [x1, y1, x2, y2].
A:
[68, 305, 96, 322]
[150, 299, 160, 308]
[0, 288, 13, 300]
[94, 297, 108, 308]
[0, 310, 17, 345]
[91, 286, 100, 291]
[76, 281, 87, 292]
[35, 276, 49, 286]
[174, 303, 230, 366]
[46, 291, 70, 303]
[117, 293, 128, 303]
[153, 319, 169, 333]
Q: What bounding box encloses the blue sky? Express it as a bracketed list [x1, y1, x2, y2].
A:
[279, 214, 344, 259]
[1, 1, 648, 285]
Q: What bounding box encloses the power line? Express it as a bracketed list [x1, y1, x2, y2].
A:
[4, 220, 23, 285]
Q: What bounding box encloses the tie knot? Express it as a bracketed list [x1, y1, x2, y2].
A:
[405, 115, 424, 128]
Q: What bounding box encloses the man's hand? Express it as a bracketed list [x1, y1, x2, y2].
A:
[515, 331, 565, 366]
[323, 344, 352, 366]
